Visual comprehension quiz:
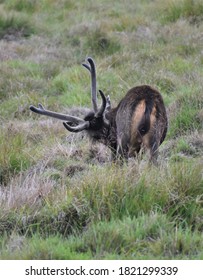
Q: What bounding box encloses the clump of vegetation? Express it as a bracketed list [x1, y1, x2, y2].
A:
[5, 0, 38, 13]
[168, 88, 203, 138]
[84, 28, 121, 57]
[0, 12, 35, 39]
[0, 126, 33, 184]
[159, 0, 203, 24]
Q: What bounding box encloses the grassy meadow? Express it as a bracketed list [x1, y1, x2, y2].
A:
[0, 0, 203, 259]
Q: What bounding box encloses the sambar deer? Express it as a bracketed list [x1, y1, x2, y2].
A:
[30, 57, 168, 163]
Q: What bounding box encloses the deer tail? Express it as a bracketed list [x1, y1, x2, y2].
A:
[138, 99, 154, 136]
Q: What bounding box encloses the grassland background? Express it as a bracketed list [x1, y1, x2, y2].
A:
[0, 0, 203, 259]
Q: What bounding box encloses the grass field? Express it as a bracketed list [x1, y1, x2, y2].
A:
[0, 0, 203, 259]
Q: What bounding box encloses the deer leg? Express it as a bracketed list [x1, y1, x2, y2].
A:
[149, 137, 159, 165]
[117, 146, 128, 160]
[109, 143, 117, 162]
[116, 138, 129, 162]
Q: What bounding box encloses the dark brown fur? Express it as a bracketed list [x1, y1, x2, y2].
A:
[84, 85, 167, 163]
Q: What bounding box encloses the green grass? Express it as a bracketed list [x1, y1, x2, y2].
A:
[5, 0, 38, 13]
[0, 9, 35, 39]
[0, 0, 202, 259]
[0, 127, 33, 184]
[84, 28, 121, 57]
[1, 219, 203, 259]
[158, 0, 203, 24]
[168, 86, 203, 138]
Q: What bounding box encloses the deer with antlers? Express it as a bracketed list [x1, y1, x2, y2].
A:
[30, 57, 167, 163]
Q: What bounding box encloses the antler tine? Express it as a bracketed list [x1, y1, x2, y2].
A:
[82, 57, 98, 113]
[63, 121, 89, 132]
[95, 90, 107, 117]
[82, 63, 91, 72]
[29, 104, 85, 124]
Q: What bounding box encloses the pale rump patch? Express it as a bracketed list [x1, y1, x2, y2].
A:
[143, 105, 156, 148]
[129, 101, 157, 156]
[129, 100, 146, 156]
[131, 100, 146, 134]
